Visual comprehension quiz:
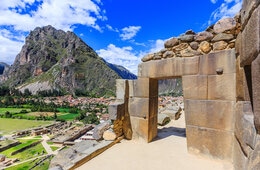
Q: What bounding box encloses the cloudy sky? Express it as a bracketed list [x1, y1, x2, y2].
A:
[0, 0, 242, 74]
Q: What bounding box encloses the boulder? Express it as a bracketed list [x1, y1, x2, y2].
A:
[213, 41, 228, 51]
[195, 31, 214, 42]
[160, 106, 182, 120]
[103, 129, 117, 141]
[179, 34, 194, 42]
[213, 17, 236, 33]
[199, 41, 211, 54]
[211, 33, 234, 42]
[164, 38, 179, 48]
[92, 121, 111, 140]
[158, 114, 171, 126]
[190, 41, 199, 50]
[180, 47, 201, 57]
[162, 51, 175, 58]
[142, 53, 154, 62]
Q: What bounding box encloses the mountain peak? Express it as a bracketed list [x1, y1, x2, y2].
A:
[1, 25, 136, 96]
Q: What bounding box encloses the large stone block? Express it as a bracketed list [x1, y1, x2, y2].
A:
[128, 98, 149, 118]
[186, 125, 234, 161]
[148, 115, 158, 142]
[138, 57, 183, 78]
[241, 0, 260, 29]
[199, 49, 236, 75]
[182, 56, 200, 75]
[208, 74, 236, 101]
[116, 79, 129, 100]
[233, 138, 249, 170]
[248, 135, 260, 170]
[129, 78, 158, 98]
[252, 55, 260, 133]
[241, 5, 260, 66]
[128, 97, 158, 119]
[235, 32, 242, 55]
[236, 56, 251, 101]
[185, 100, 235, 131]
[182, 75, 208, 100]
[235, 101, 257, 156]
[130, 116, 149, 141]
[108, 101, 125, 120]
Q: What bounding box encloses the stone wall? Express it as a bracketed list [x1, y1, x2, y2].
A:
[109, 0, 260, 169]
[234, 0, 260, 169]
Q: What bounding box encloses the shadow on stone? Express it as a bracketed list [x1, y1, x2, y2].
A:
[154, 127, 186, 141]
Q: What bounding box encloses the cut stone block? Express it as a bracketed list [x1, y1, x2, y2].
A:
[182, 56, 200, 75]
[108, 101, 125, 120]
[248, 135, 260, 170]
[241, 5, 260, 66]
[148, 115, 158, 142]
[233, 138, 249, 170]
[235, 101, 257, 156]
[116, 79, 129, 100]
[186, 125, 234, 161]
[129, 78, 158, 98]
[128, 98, 149, 118]
[241, 0, 260, 29]
[236, 56, 249, 101]
[182, 75, 208, 100]
[138, 57, 183, 78]
[208, 74, 236, 101]
[130, 116, 148, 141]
[199, 49, 236, 75]
[252, 55, 260, 133]
[185, 100, 235, 131]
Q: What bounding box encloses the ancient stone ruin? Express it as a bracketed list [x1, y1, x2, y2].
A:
[109, 0, 260, 169]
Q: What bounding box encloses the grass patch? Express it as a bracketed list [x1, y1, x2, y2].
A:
[0, 108, 31, 114]
[2, 143, 46, 161]
[1, 139, 40, 157]
[5, 155, 53, 170]
[50, 146, 59, 151]
[0, 118, 53, 135]
[57, 113, 78, 120]
[46, 141, 53, 145]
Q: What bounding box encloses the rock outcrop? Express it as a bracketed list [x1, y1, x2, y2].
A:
[0, 25, 137, 96]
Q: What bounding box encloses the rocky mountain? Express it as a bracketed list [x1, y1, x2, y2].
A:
[0, 62, 10, 75]
[0, 25, 136, 96]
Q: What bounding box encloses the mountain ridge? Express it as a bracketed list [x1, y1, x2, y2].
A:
[0, 25, 137, 96]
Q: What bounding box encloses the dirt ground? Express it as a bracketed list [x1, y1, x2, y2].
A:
[76, 114, 233, 170]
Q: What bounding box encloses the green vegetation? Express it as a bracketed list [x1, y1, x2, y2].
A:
[0, 108, 30, 115]
[1, 139, 41, 157]
[5, 155, 53, 170]
[50, 146, 59, 151]
[0, 119, 53, 135]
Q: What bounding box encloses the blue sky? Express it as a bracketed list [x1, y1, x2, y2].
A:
[0, 0, 242, 74]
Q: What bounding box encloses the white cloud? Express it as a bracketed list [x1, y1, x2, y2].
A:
[120, 26, 141, 41]
[0, 0, 106, 64]
[106, 24, 119, 32]
[97, 44, 143, 74]
[148, 39, 165, 53]
[97, 39, 165, 75]
[208, 0, 242, 25]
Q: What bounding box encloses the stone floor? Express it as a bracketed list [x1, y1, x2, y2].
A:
[76, 114, 233, 170]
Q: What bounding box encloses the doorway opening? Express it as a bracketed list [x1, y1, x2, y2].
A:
[156, 78, 186, 140]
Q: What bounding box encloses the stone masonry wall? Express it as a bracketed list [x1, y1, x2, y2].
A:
[109, 0, 260, 169]
[234, 0, 260, 169]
